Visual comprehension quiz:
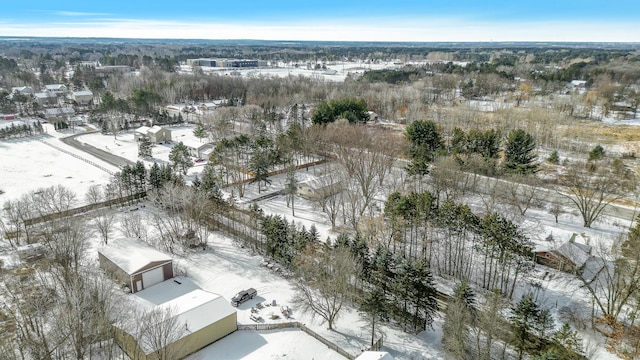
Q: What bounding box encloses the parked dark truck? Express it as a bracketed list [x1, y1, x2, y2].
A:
[231, 288, 257, 307]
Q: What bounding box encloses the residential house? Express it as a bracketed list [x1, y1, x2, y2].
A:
[147, 125, 172, 144]
[182, 138, 214, 158]
[536, 234, 591, 273]
[71, 90, 94, 105]
[34, 92, 57, 106]
[134, 125, 172, 144]
[44, 84, 68, 96]
[355, 352, 394, 360]
[42, 107, 75, 124]
[11, 86, 34, 96]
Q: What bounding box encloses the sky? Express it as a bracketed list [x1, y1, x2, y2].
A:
[1, 0, 639, 42]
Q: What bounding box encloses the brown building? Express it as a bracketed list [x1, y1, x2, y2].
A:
[98, 238, 173, 293]
[536, 234, 591, 273]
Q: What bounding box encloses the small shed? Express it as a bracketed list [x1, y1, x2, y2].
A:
[98, 238, 173, 293]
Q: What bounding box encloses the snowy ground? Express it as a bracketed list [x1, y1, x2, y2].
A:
[0, 119, 634, 359]
[0, 122, 116, 203]
[178, 61, 398, 82]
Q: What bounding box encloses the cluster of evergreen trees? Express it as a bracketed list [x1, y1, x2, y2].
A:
[385, 190, 533, 298]
[311, 97, 369, 125]
[0, 121, 44, 140]
[407, 120, 538, 176]
[107, 161, 183, 201]
[259, 214, 320, 267]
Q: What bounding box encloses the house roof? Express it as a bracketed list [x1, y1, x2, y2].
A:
[11, 86, 32, 93]
[299, 174, 341, 190]
[98, 238, 172, 275]
[582, 256, 614, 283]
[555, 240, 591, 268]
[35, 92, 54, 99]
[135, 126, 151, 134]
[148, 125, 168, 134]
[45, 84, 66, 90]
[72, 90, 93, 97]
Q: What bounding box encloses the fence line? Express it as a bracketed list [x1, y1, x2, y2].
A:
[38, 138, 114, 175]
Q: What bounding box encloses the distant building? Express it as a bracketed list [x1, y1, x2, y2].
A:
[186, 58, 267, 68]
[42, 107, 75, 122]
[34, 92, 57, 106]
[44, 84, 68, 96]
[297, 175, 344, 201]
[95, 65, 133, 73]
[11, 86, 33, 96]
[16, 243, 46, 262]
[71, 90, 94, 105]
[135, 125, 172, 144]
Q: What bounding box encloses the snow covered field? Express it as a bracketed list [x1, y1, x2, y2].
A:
[178, 61, 400, 82]
[0, 123, 116, 203]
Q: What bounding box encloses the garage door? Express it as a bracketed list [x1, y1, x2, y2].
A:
[142, 267, 164, 290]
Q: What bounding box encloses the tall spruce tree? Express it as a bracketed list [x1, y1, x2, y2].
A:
[504, 129, 537, 174]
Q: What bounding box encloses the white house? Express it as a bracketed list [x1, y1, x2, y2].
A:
[135, 125, 172, 144]
[147, 125, 172, 144]
[44, 84, 68, 96]
[43, 107, 75, 120]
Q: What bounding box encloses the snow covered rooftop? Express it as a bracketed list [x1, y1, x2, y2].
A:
[135, 125, 151, 134]
[148, 125, 167, 134]
[98, 238, 172, 274]
[355, 351, 394, 360]
[556, 239, 591, 268]
[161, 289, 235, 334]
[122, 277, 236, 355]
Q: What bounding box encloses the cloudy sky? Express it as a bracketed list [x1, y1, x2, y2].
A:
[1, 0, 638, 42]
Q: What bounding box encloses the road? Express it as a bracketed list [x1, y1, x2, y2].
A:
[60, 131, 136, 169]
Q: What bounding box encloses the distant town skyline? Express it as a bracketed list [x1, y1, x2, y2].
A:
[1, 0, 639, 42]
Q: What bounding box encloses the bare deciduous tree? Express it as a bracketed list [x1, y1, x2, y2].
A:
[93, 209, 116, 245]
[558, 165, 628, 228]
[136, 306, 185, 360]
[292, 245, 355, 330]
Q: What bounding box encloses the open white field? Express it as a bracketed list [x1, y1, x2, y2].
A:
[0, 128, 116, 203]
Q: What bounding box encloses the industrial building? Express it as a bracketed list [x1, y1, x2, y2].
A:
[187, 58, 268, 68]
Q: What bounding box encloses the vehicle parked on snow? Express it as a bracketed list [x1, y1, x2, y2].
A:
[231, 288, 257, 307]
